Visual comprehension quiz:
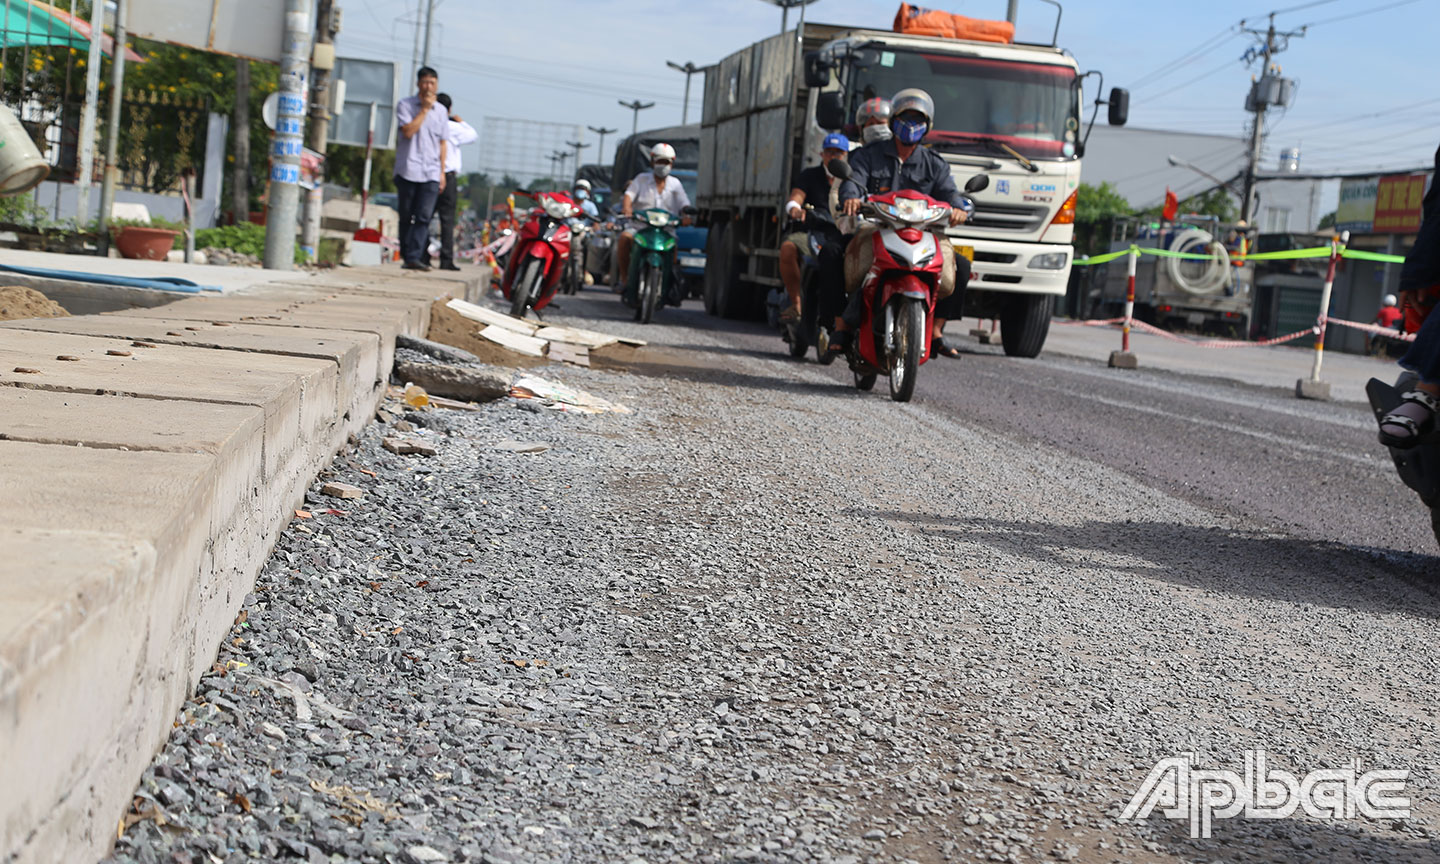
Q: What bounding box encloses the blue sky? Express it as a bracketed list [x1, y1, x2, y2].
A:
[336, 0, 1437, 193]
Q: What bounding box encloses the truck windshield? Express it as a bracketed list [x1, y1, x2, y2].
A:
[848, 50, 1079, 160]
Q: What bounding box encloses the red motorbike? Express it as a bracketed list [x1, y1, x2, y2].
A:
[501, 190, 581, 318]
[824, 169, 987, 401]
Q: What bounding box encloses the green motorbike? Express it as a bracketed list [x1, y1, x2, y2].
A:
[628, 207, 679, 325]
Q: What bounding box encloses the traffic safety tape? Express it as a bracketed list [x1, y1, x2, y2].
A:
[1055, 315, 1415, 348]
[1071, 244, 1407, 267]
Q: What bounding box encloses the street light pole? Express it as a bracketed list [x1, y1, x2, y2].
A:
[618, 99, 654, 135]
[757, 0, 819, 35]
[666, 61, 700, 125]
[587, 125, 617, 168]
[1166, 155, 1245, 199]
[566, 139, 590, 180]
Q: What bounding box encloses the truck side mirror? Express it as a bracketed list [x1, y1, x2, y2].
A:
[964, 174, 990, 194]
[816, 91, 845, 131]
[804, 52, 830, 89]
[1108, 87, 1129, 127]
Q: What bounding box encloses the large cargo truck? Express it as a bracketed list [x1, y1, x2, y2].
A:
[695, 12, 1127, 356]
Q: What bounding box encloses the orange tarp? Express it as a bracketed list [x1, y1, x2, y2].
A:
[893, 3, 1015, 44]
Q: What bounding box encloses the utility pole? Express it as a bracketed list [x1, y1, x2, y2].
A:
[263, 0, 312, 270]
[232, 58, 251, 224]
[1006, 0, 1019, 23]
[421, 0, 435, 67]
[74, 0, 105, 226]
[1239, 13, 1303, 225]
[565, 139, 589, 178]
[618, 99, 654, 135]
[666, 61, 700, 125]
[301, 0, 338, 262]
[587, 125, 617, 168]
[97, 0, 127, 231]
[758, 0, 818, 35]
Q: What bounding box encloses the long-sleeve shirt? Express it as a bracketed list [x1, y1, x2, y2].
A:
[837, 139, 968, 210]
[442, 118, 478, 175]
[1399, 143, 1440, 294]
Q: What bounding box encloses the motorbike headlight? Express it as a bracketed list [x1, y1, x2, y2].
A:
[1028, 252, 1069, 270]
[646, 210, 671, 227]
[893, 197, 928, 222]
[542, 197, 571, 220]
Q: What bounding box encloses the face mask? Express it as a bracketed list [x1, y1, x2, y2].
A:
[576, 190, 589, 200]
[653, 163, 672, 179]
[893, 119, 928, 145]
[862, 124, 892, 145]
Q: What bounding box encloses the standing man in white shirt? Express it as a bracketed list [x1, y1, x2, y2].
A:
[616, 143, 690, 305]
[393, 66, 449, 271]
[433, 93, 478, 271]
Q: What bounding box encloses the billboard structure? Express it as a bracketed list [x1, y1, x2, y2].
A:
[331, 57, 398, 150]
[127, 0, 317, 64]
[478, 117, 581, 185]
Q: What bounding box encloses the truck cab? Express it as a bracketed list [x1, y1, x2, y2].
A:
[696, 16, 1126, 357]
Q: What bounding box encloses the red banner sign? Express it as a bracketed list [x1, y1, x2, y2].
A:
[1374, 174, 1426, 234]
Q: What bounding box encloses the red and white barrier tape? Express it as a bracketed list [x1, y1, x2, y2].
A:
[1323, 316, 1416, 342]
[1055, 317, 1125, 328]
[1059, 315, 1412, 349]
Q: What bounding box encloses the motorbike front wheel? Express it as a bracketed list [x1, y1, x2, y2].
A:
[888, 298, 925, 403]
[638, 263, 662, 325]
[511, 257, 544, 319]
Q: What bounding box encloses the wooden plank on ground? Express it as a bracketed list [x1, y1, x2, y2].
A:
[533, 326, 618, 350]
[479, 325, 548, 357]
[446, 298, 538, 334]
[547, 341, 591, 367]
[615, 336, 648, 347]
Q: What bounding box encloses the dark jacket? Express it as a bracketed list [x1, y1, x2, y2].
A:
[1399, 142, 1440, 293]
[838, 139, 967, 209]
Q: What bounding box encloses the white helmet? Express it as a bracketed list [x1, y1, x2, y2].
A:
[574, 178, 592, 192]
[650, 142, 676, 163]
[1384, 294, 1398, 307]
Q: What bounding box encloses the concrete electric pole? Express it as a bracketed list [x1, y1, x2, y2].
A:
[421, 0, 435, 68]
[73, 0, 106, 227]
[232, 58, 251, 224]
[665, 61, 700, 125]
[1239, 13, 1302, 225]
[97, 0, 128, 232]
[263, 0, 313, 270]
[618, 99, 654, 135]
[301, 0, 339, 262]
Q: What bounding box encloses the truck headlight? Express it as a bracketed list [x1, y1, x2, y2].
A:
[1028, 252, 1069, 270]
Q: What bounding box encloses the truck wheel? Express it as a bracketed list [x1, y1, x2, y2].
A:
[709, 221, 748, 320]
[703, 220, 727, 316]
[1000, 294, 1054, 358]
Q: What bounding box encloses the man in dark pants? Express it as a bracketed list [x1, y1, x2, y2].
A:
[393, 66, 448, 271]
[432, 93, 478, 270]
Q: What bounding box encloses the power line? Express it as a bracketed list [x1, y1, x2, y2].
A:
[1134, 55, 1244, 104]
[1129, 27, 1240, 91]
[1273, 97, 1440, 136]
[1264, 0, 1344, 16]
[1302, 0, 1421, 27]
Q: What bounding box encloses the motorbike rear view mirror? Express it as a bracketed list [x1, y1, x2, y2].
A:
[804, 52, 830, 89]
[816, 91, 846, 131]
[1107, 87, 1129, 126]
[825, 158, 852, 181]
[963, 174, 990, 194]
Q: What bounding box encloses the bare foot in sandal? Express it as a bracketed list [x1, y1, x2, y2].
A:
[1379, 385, 1440, 448]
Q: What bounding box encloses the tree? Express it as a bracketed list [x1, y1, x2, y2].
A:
[1318, 210, 1337, 230]
[325, 144, 396, 195]
[1075, 181, 1131, 223]
[1137, 187, 1238, 224]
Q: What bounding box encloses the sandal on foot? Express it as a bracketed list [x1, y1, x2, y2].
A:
[931, 337, 960, 359]
[1379, 389, 1440, 448]
[828, 330, 853, 354]
[779, 304, 801, 324]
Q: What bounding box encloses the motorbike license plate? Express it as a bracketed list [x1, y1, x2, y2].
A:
[679, 256, 705, 268]
[954, 244, 974, 261]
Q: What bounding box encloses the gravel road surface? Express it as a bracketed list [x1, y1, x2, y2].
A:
[106, 287, 1440, 864]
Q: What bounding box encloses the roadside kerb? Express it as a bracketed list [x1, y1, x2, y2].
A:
[0, 270, 475, 864]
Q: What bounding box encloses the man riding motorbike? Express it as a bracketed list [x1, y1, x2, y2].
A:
[779, 133, 850, 324]
[1377, 141, 1440, 447]
[827, 89, 973, 357]
[573, 178, 600, 220]
[815, 99, 892, 335]
[616, 143, 691, 307]
[855, 96, 893, 146]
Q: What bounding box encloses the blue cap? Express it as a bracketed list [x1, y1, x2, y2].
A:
[822, 133, 850, 152]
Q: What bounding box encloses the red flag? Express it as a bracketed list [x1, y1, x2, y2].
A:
[1162, 187, 1179, 222]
